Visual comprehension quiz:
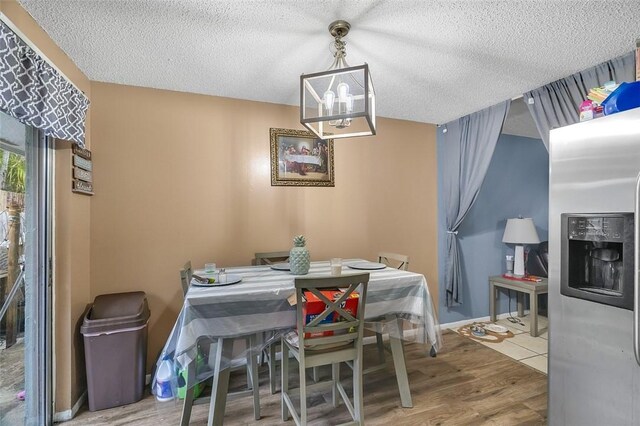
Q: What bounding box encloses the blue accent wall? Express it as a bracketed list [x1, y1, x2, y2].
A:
[437, 132, 549, 324]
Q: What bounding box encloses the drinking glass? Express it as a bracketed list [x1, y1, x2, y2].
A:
[205, 263, 216, 273]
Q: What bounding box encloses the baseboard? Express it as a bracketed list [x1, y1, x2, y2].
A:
[53, 376, 151, 422]
[440, 310, 529, 330]
[53, 390, 86, 422]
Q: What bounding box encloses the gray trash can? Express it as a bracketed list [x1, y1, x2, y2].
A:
[81, 291, 150, 411]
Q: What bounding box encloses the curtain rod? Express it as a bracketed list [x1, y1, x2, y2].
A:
[0, 12, 85, 95]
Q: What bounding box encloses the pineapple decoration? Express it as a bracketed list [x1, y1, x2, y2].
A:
[289, 235, 310, 275]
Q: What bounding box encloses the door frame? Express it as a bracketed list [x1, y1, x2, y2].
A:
[23, 129, 54, 424]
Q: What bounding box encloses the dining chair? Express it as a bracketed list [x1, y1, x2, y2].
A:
[369, 252, 410, 367]
[179, 261, 260, 425]
[254, 250, 290, 393]
[254, 250, 290, 266]
[281, 273, 369, 426]
[180, 335, 262, 426]
[180, 260, 193, 296]
[254, 251, 328, 391]
[378, 252, 410, 271]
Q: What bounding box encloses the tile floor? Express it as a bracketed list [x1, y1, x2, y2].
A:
[452, 315, 548, 374]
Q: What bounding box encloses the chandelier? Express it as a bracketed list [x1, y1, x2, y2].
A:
[300, 20, 376, 139]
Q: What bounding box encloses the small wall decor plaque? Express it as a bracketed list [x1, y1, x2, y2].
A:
[73, 145, 92, 160]
[72, 145, 94, 195]
[72, 180, 93, 195]
[73, 154, 92, 171]
[73, 167, 92, 182]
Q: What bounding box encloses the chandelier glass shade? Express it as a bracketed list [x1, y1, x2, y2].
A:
[300, 20, 376, 139]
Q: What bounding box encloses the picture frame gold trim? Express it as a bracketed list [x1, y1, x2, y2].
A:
[270, 128, 335, 187]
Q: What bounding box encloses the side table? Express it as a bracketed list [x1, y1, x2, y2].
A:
[489, 275, 548, 337]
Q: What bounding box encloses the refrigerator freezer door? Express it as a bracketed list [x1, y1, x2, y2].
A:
[549, 108, 640, 425]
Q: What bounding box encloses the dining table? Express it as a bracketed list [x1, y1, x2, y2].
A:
[154, 259, 442, 426]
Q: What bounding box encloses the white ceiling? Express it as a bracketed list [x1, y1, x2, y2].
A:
[16, 0, 640, 125]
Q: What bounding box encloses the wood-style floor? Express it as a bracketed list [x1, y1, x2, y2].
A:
[60, 331, 547, 425]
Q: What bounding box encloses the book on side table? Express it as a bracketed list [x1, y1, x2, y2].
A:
[501, 274, 543, 283]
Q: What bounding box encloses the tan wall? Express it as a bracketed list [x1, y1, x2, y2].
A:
[0, 0, 92, 413]
[89, 82, 438, 369]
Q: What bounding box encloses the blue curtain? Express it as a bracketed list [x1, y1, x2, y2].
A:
[0, 20, 89, 146]
[442, 101, 510, 307]
[524, 52, 635, 150]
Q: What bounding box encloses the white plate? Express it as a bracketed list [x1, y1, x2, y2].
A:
[192, 274, 242, 287]
[270, 262, 290, 271]
[485, 324, 509, 333]
[347, 262, 387, 270]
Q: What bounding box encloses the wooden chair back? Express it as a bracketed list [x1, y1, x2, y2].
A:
[180, 260, 193, 296]
[254, 251, 290, 265]
[294, 273, 369, 352]
[378, 252, 410, 271]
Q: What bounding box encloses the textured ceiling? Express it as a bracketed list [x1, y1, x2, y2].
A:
[16, 0, 640, 125]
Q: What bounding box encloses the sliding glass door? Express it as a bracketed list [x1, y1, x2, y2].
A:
[0, 111, 52, 425]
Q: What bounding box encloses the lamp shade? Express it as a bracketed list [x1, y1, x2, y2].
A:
[502, 218, 541, 244]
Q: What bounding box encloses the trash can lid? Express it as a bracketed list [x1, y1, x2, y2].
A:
[81, 291, 150, 335]
[92, 291, 147, 319]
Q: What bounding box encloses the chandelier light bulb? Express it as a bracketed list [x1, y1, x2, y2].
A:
[323, 90, 335, 115]
[337, 82, 349, 101]
[345, 94, 354, 113]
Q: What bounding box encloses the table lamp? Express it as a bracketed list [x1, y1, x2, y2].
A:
[502, 217, 540, 276]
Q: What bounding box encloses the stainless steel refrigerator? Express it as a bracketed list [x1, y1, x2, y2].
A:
[549, 107, 640, 425]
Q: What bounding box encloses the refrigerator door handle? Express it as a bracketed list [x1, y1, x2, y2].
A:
[635, 172, 640, 366]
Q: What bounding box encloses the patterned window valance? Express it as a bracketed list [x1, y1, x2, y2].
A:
[0, 20, 89, 147]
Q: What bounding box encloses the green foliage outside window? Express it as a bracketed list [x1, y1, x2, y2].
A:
[0, 150, 26, 194]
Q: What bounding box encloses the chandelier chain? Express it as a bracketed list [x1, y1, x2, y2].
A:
[333, 35, 346, 59]
[328, 35, 350, 70]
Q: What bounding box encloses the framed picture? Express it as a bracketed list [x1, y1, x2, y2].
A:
[270, 128, 335, 187]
